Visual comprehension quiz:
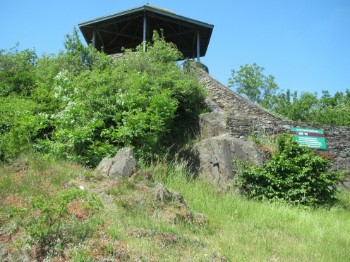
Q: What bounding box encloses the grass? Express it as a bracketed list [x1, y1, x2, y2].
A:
[146, 160, 350, 262]
[1, 153, 350, 261]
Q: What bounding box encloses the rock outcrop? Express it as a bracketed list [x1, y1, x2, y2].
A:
[96, 147, 137, 178]
[190, 134, 264, 187]
[198, 99, 228, 140]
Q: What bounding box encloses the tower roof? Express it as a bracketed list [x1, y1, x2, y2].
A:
[78, 5, 214, 59]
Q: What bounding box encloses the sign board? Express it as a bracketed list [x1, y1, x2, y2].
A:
[290, 127, 327, 150]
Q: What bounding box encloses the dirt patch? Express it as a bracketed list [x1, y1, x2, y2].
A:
[66, 199, 88, 220]
[11, 172, 25, 183]
[5, 194, 27, 208]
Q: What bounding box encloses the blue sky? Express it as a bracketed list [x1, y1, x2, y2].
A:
[1, 0, 349, 95]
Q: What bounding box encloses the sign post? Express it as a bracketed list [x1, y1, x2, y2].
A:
[290, 127, 327, 150]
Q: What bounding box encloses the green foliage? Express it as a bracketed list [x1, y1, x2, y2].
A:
[0, 30, 206, 165]
[25, 188, 102, 256]
[229, 63, 350, 126]
[1, 153, 350, 261]
[0, 47, 47, 162]
[228, 63, 278, 107]
[0, 97, 47, 162]
[149, 159, 350, 261]
[105, 178, 136, 196]
[43, 31, 206, 165]
[271, 90, 318, 122]
[235, 134, 343, 207]
[0, 45, 38, 97]
[271, 89, 350, 125]
[309, 90, 350, 125]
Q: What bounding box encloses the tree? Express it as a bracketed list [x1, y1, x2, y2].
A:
[228, 63, 278, 108]
[311, 90, 350, 126]
[271, 89, 350, 125]
[228, 63, 350, 126]
[272, 90, 318, 122]
[0, 45, 38, 97]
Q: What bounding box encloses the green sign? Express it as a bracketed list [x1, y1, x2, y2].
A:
[290, 127, 327, 150]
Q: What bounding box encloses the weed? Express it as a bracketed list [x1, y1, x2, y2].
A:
[1, 153, 350, 261]
[105, 178, 136, 196]
[24, 188, 102, 258]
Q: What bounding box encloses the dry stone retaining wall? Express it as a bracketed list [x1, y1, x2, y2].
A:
[196, 66, 350, 174]
[196, 68, 281, 121]
[228, 118, 350, 171]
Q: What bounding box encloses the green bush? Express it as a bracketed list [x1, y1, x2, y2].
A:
[0, 47, 46, 162]
[40, 31, 206, 165]
[0, 97, 47, 162]
[235, 134, 343, 207]
[0, 30, 207, 165]
[0, 45, 38, 97]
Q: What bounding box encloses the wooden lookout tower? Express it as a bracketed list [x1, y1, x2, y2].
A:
[79, 5, 214, 61]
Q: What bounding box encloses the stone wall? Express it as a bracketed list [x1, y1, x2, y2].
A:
[228, 118, 350, 171]
[196, 66, 350, 173]
[196, 68, 281, 121]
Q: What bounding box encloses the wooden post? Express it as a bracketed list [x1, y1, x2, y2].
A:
[92, 30, 97, 47]
[196, 30, 201, 62]
[143, 14, 147, 51]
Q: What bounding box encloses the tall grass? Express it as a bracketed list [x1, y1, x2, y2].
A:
[146, 159, 350, 261]
[1, 154, 350, 261]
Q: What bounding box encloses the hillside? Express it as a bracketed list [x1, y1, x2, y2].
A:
[1, 32, 350, 261]
[1, 153, 350, 261]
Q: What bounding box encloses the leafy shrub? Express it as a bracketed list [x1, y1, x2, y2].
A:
[0, 30, 206, 165]
[235, 134, 343, 207]
[0, 45, 38, 97]
[40, 31, 206, 166]
[0, 47, 47, 162]
[0, 97, 46, 162]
